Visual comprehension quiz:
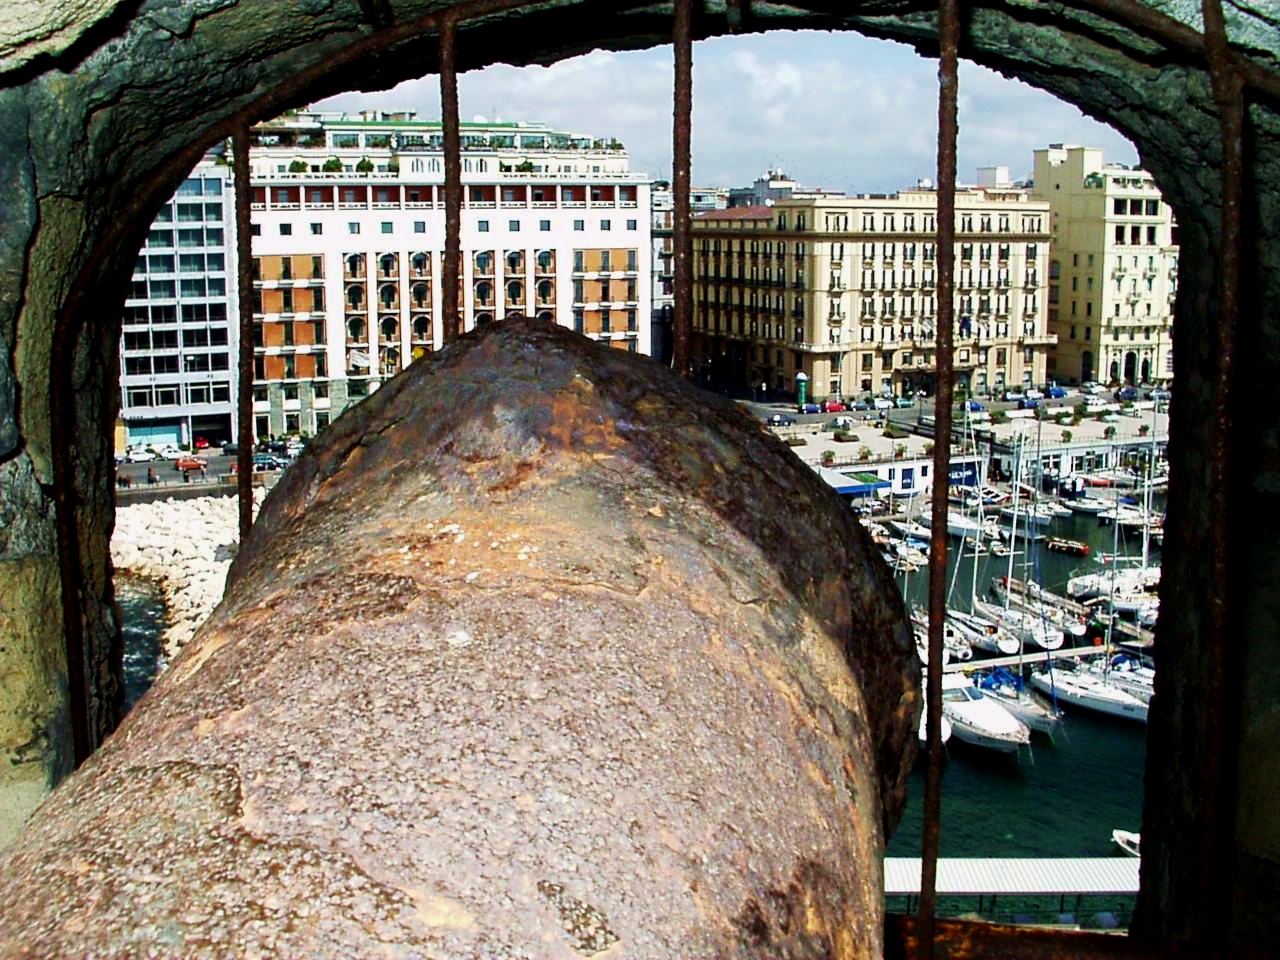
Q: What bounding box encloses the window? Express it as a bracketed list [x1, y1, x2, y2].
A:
[348, 222, 360, 235]
[601, 220, 611, 231]
[279, 223, 292, 236]
[250, 224, 261, 237]
[380, 222, 393, 234]
[627, 219, 637, 231]
[509, 220, 520, 232]
[478, 220, 490, 233]
[414, 221, 426, 234]
[540, 220, 551, 232]
[573, 219, 585, 231]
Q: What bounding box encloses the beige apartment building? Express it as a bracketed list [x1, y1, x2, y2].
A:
[691, 190, 1054, 403]
[1033, 145, 1177, 386]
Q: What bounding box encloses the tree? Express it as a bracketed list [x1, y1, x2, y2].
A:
[1104, 425, 1117, 440]
[387, 156, 400, 173]
[1139, 424, 1150, 437]
[858, 445, 872, 462]
[322, 156, 343, 173]
[287, 159, 307, 173]
[355, 156, 374, 174]
[1062, 429, 1073, 443]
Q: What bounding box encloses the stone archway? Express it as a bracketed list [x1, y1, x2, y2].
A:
[1, 1, 1278, 953]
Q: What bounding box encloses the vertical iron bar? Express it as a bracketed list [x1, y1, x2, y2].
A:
[1197, 2, 1242, 953]
[918, 1, 961, 954]
[440, 16, 462, 343]
[671, 0, 693, 377]
[233, 122, 255, 542]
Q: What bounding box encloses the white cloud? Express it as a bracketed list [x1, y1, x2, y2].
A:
[315, 31, 1137, 194]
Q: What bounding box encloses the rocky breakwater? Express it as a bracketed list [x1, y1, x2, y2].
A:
[111, 492, 261, 660]
[0, 318, 918, 958]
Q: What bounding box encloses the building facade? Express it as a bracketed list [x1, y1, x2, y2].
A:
[691, 189, 1054, 403]
[650, 185, 673, 364]
[245, 110, 652, 439]
[118, 160, 239, 448]
[1033, 145, 1178, 386]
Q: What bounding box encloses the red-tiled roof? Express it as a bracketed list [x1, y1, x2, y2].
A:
[693, 205, 772, 221]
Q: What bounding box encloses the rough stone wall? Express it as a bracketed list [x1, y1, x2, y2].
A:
[0, 320, 917, 958]
[0, 0, 1276, 950]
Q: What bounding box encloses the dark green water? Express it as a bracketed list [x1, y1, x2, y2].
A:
[117, 574, 166, 711]
[885, 501, 1157, 926]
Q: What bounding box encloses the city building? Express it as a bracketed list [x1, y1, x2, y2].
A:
[650, 184, 673, 364]
[243, 109, 651, 439]
[691, 185, 1054, 403]
[118, 158, 239, 448]
[1033, 144, 1178, 386]
[727, 168, 844, 208]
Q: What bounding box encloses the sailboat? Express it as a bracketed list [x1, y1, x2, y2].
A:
[972, 666, 1064, 740]
[1029, 663, 1148, 722]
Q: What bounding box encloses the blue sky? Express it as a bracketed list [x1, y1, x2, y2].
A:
[317, 31, 1137, 194]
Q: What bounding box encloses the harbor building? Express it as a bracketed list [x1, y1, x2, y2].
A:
[1032, 145, 1178, 386]
[691, 186, 1054, 404]
[118, 159, 239, 448]
[246, 109, 652, 439]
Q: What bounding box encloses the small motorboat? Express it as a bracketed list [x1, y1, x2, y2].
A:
[1111, 828, 1141, 857]
[1045, 536, 1090, 556]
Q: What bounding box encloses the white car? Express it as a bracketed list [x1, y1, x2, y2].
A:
[154, 444, 183, 460]
[1081, 381, 1105, 395]
[1024, 388, 1044, 400]
[125, 448, 156, 463]
[873, 397, 894, 411]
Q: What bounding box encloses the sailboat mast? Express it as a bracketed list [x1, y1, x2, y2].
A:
[1003, 432, 1022, 610]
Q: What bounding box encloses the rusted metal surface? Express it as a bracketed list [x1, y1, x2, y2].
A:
[440, 16, 462, 343]
[671, 0, 694, 378]
[233, 124, 254, 541]
[917, 2, 960, 953]
[1, 319, 918, 957]
[886, 914, 1188, 960]
[1196, 2, 1244, 954]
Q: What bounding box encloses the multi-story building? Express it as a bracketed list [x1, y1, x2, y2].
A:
[650, 185, 674, 364]
[727, 168, 845, 209]
[243, 109, 651, 439]
[118, 159, 239, 448]
[691, 187, 1054, 402]
[1033, 144, 1177, 386]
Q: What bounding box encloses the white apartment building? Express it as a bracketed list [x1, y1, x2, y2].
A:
[118, 160, 239, 448]
[244, 110, 651, 439]
[692, 187, 1054, 402]
[1033, 145, 1178, 385]
[650, 185, 674, 364]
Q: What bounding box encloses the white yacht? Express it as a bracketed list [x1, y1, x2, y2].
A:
[1029, 666, 1149, 723]
[940, 674, 1032, 754]
[948, 608, 1021, 656]
[972, 596, 1064, 651]
[973, 669, 1065, 740]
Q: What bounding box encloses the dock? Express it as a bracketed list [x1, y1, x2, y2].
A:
[885, 857, 1140, 897]
[942, 645, 1106, 673]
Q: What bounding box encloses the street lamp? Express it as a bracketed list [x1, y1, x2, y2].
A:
[795, 371, 809, 410]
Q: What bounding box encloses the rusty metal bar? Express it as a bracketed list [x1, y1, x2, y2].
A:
[440, 16, 462, 343]
[671, 0, 693, 377]
[233, 122, 255, 542]
[918, 1, 961, 954]
[1196, 3, 1243, 953]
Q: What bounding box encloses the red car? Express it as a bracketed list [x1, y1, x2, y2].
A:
[821, 399, 847, 413]
[174, 456, 207, 472]
[192, 436, 211, 450]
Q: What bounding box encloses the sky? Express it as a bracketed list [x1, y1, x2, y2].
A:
[317, 30, 1137, 195]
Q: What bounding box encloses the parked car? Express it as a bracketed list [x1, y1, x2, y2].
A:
[958, 399, 987, 412]
[1081, 381, 1104, 395]
[252, 454, 285, 471]
[1001, 389, 1027, 402]
[765, 413, 796, 427]
[873, 397, 894, 411]
[851, 400, 873, 411]
[797, 402, 821, 414]
[221, 442, 238, 455]
[125, 447, 156, 463]
[1145, 387, 1171, 402]
[828, 415, 856, 430]
[894, 396, 915, 408]
[1045, 385, 1069, 399]
[153, 444, 183, 460]
[174, 456, 207, 472]
[1114, 385, 1139, 401]
[821, 399, 847, 413]
[1018, 397, 1041, 410]
[192, 436, 211, 450]
[1024, 387, 1045, 400]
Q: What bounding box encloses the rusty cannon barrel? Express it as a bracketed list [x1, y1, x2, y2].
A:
[0, 318, 918, 957]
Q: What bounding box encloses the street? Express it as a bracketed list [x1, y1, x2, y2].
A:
[114, 449, 241, 489]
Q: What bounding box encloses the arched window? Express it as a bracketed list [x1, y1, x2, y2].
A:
[347, 316, 366, 340]
[507, 250, 524, 272]
[477, 159, 488, 172]
[346, 253, 364, 276]
[380, 315, 398, 340]
[411, 282, 429, 308]
[475, 280, 493, 305]
[346, 285, 364, 308]
[536, 250, 554, 272]
[428, 158, 441, 173]
[474, 251, 493, 275]
[475, 311, 493, 326]
[379, 254, 397, 277]
[411, 159, 423, 173]
[463, 159, 472, 172]
[536, 310, 554, 323]
[412, 315, 430, 340]
[411, 252, 429, 276]
[506, 279, 523, 303]
[379, 284, 397, 309]
[537, 279, 553, 303]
